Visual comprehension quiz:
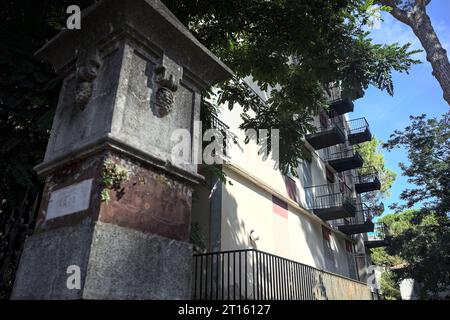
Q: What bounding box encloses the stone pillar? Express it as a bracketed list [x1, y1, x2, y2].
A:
[11, 0, 232, 300]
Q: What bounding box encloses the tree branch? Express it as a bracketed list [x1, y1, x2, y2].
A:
[377, 0, 412, 24]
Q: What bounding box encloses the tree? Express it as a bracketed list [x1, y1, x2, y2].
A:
[372, 111, 450, 299]
[358, 138, 396, 214]
[377, 0, 450, 105]
[383, 112, 450, 215]
[372, 209, 450, 299]
[0, 0, 421, 204]
[379, 270, 402, 300]
[386, 210, 450, 299]
[164, 0, 421, 175]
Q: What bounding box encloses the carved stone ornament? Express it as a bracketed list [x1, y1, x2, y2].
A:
[75, 53, 102, 110]
[154, 65, 179, 117]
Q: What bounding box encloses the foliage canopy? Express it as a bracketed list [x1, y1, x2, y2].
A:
[0, 0, 421, 210]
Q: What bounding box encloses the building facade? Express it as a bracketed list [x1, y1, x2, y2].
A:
[191, 80, 390, 300]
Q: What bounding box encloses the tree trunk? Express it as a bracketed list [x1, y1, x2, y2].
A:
[409, 6, 450, 105]
[380, 0, 450, 105]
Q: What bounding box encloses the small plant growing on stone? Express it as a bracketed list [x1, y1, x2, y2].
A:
[100, 159, 129, 203]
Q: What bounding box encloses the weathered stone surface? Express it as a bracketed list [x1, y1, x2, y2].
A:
[35, 153, 104, 233]
[83, 222, 193, 299]
[99, 153, 193, 242]
[12, 221, 193, 300]
[11, 221, 94, 300]
[34, 0, 233, 179]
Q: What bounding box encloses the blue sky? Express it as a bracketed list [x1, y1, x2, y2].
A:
[352, 0, 450, 216]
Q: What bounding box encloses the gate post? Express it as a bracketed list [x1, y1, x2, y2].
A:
[11, 0, 232, 299]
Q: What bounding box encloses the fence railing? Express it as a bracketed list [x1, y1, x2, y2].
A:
[210, 114, 238, 141]
[346, 117, 370, 135]
[192, 249, 372, 300]
[353, 167, 380, 184]
[312, 110, 346, 133]
[368, 222, 390, 241]
[304, 183, 355, 211]
[324, 146, 361, 162]
[333, 203, 373, 227]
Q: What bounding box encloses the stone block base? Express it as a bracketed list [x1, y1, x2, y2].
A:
[11, 221, 193, 300]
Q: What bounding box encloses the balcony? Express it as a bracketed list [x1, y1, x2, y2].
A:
[347, 118, 372, 145]
[365, 222, 391, 248]
[305, 183, 357, 221]
[325, 85, 354, 116]
[353, 167, 381, 194]
[305, 113, 346, 150]
[210, 114, 237, 141]
[325, 147, 364, 172]
[208, 114, 238, 158]
[337, 203, 375, 235]
[192, 249, 370, 300]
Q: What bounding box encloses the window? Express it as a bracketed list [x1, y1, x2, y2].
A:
[322, 226, 331, 241]
[283, 175, 299, 202]
[345, 240, 353, 253]
[326, 168, 335, 183]
[345, 240, 358, 280]
[322, 226, 335, 273]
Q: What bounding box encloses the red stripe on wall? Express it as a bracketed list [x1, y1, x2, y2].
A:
[272, 195, 288, 219]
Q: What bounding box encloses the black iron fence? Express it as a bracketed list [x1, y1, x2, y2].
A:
[192, 249, 371, 300]
[0, 191, 42, 299]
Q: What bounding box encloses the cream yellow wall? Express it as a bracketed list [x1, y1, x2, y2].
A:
[220, 166, 354, 278]
[203, 81, 362, 279]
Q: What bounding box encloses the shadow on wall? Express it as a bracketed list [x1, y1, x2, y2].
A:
[220, 172, 254, 252]
[292, 212, 326, 271]
[221, 167, 326, 271]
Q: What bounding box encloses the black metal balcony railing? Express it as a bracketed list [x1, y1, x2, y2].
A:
[305, 113, 347, 150]
[346, 118, 372, 145]
[344, 203, 373, 224]
[325, 85, 354, 116]
[193, 249, 370, 300]
[305, 183, 357, 221]
[207, 114, 238, 158]
[335, 203, 375, 235]
[365, 222, 391, 248]
[353, 167, 381, 194]
[210, 114, 238, 142]
[325, 147, 364, 172]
